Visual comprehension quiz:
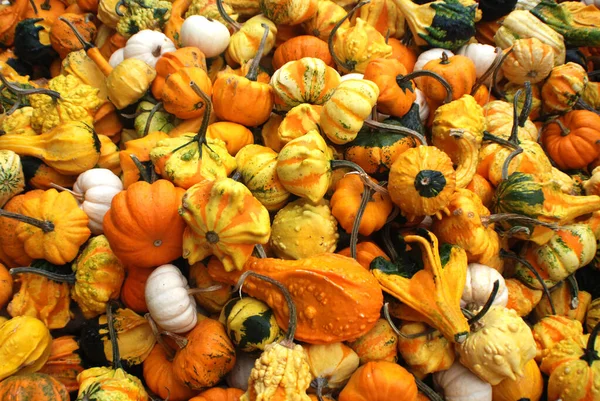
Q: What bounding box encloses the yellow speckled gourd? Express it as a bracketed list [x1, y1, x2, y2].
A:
[269, 198, 338, 260]
[397, 322, 455, 378]
[532, 315, 583, 363]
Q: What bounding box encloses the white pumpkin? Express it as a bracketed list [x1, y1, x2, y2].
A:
[109, 48, 125, 68]
[72, 168, 123, 235]
[582, 0, 600, 5]
[226, 351, 259, 391]
[434, 361, 492, 401]
[340, 73, 364, 82]
[414, 88, 429, 122]
[180, 15, 230, 58]
[461, 263, 509, 310]
[123, 30, 176, 68]
[457, 43, 498, 79]
[145, 264, 198, 333]
[414, 48, 455, 72]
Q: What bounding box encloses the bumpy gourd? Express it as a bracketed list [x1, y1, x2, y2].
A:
[0, 150, 25, 207]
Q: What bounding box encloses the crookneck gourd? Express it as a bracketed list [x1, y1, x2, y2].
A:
[372, 230, 470, 344]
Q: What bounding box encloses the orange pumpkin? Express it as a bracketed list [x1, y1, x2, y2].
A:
[272, 35, 333, 70]
[103, 180, 186, 269]
[38, 336, 84, 392]
[338, 361, 418, 401]
[0, 263, 12, 309]
[420, 52, 476, 102]
[120, 266, 153, 313]
[0, 0, 29, 48]
[541, 110, 600, 170]
[161, 67, 213, 119]
[388, 37, 416, 72]
[337, 241, 389, 270]
[50, 13, 96, 59]
[0, 373, 69, 401]
[541, 62, 588, 114]
[152, 47, 207, 100]
[491, 358, 543, 401]
[206, 121, 253, 156]
[143, 344, 198, 401]
[118, 131, 169, 189]
[190, 388, 244, 401]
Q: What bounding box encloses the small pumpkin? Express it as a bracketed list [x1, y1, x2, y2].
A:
[347, 319, 398, 365]
[420, 52, 476, 102]
[304, 342, 360, 392]
[491, 358, 543, 401]
[433, 361, 492, 401]
[532, 315, 583, 363]
[501, 37, 554, 85]
[273, 35, 333, 69]
[50, 13, 96, 59]
[219, 296, 282, 352]
[38, 336, 84, 392]
[161, 66, 213, 120]
[191, 388, 244, 401]
[206, 122, 253, 156]
[0, 373, 69, 401]
[143, 343, 197, 401]
[338, 361, 417, 401]
[151, 46, 207, 100]
[259, 0, 317, 25]
[103, 179, 186, 269]
[120, 267, 152, 314]
[301, 0, 347, 42]
[388, 145, 456, 218]
[0, 149, 25, 208]
[396, 321, 455, 377]
[541, 62, 589, 114]
[276, 103, 322, 147]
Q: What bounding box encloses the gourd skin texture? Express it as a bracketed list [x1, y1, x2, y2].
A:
[98, 308, 155, 366]
[269, 198, 339, 260]
[461, 263, 508, 309]
[0, 373, 70, 401]
[456, 306, 537, 385]
[180, 177, 271, 271]
[532, 316, 583, 362]
[0, 150, 25, 207]
[304, 342, 359, 389]
[77, 367, 149, 401]
[208, 254, 384, 344]
[397, 322, 455, 377]
[434, 361, 492, 401]
[338, 361, 418, 401]
[347, 318, 398, 364]
[106, 58, 157, 110]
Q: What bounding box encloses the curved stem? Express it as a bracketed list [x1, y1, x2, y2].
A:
[576, 99, 600, 115]
[501, 147, 523, 181]
[517, 81, 533, 128]
[216, 0, 241, 31]
[130, 154, 157, 183]
[245, 24, 269, 82]
[383, 303, 437, 339]
[189, 81, 212, 152]
[28, 0, 38, 14]
[310, 377, 328, 401]
[508, 86, 523, 145]
[328, 0, 370, 72]
[381, 224, 399, 263]
[0, 209, 54, 233]
[187, 285, 224, 295]
[10, 267, 76, 284]
[468, 280, 499, 325]
[500, 249, 556, 315]
[0, 73, 61, 105]
[40, 0, 50, 10]
[548, 117, 570, 136]
[583, 321, 600, 365]
[482, 130, 518, 149]
[567, 274, 580, 310]
[350, 182, 371, 259]
[58, 16, 94, 50]
[115, 0, 124, 16]
[106, 300, 122, 370]
[49, 183, 84, 202]
[143, 102, 163, 137]
[254, 244, 267, 258]
[399, 70, 453, 104]
[234, 271, 297, 347]
[482, 213, 559, 231]
[492, 47, 514, 99]
[415, 377, 444, 401]
[470, 47, 503, 96]
[145, 313, 176, 360]
[330, 159, 366, 175]
[363, 119, 427, 146]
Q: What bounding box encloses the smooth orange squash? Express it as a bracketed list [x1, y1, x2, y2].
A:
[189, 388, 244, 401]
[338, 361, 418, 401]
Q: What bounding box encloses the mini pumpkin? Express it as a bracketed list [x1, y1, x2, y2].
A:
[420, 52, 476, 102]
[0, 373, 69, 401]
[338, 361, 417, 401]
[541, 62, 589, 114]
[347, 319, 398, 365]
[501, 38, 554, 84]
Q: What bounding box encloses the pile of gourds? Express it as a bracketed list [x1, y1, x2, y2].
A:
[3, 0, 600, 399]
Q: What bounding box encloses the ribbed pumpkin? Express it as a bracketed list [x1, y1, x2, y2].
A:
[152, 46, 207, 100]
[143, 344, 197, 401]
[0, 150, 25, 208]
[541, 62, 589, 114]
[273, 35, 333, 69]
[120, 266, 152, 313]
[103, 180, 186, 269]
[491, 358, 543, 401]
[501, 37, 554, 84]
[0, 373, 70, 401]
[301, 0, 347, 41]
[541, 110, 600, 170]
[161, 67, 213, 119]
[350, 0, 405, 39]
[338, 361, 417, 401]
[38, 336, 84, 392]
[420, 52, 476, 102]
[270, 57, 341, 111]
[388, 146, 456, 218]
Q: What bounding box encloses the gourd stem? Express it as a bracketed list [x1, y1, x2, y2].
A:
[482, 131, 518, 149]
[492, 47, 513, 99]
[548, 117, 570, 136]
[381, 224, 399, 263]
[517, 81, 533, 128]
[161, 330, 189, 349]
[482, 213, 559, 231]
[470, 47, 503, 96]
[567, 274, 580, 310]
[500, 249, 556, 315]
[501, 147, 523, 181]
[234, 271, 298, 346]
[0, 73, 61, 113]
[187, 285, 224, 295]
[349, 183, 371, 260]
[28, 0, 38, 14]
[507, 87, 524, 145]
[582, 321, 600, 365]
[327, 0, 370, 72]
[330, 159, 367, 176]
[415, 377, 444, 401]
[9, 267, 76, 284]
[216, 0, 241, 31]
[49, 183, 84, 202]
[383, 303, 438, 339]
[440, 52, 449, 65]
[143, 102, 163, 137]
[230, 170, 242, 181]
[144, 313, 176, 360]
[58, 16, 94, 50]
[130, 154, 157, 183]
[245, 24, 269, 82]
[385, 205, 399, 224]
[576, 99, 600, 115]
[106, 300, 123, 370]
[0, 209, 54, 233]
[189, 81, 213, 153]
[115, 0, 124, 16]
[363, 119, 428, 146]
[254, 244, 267, 258]
[398, 70, 453, 104]
[310, 377, 328, 401]
[40, 0, 50, 10]
[467, 280, 499, 325]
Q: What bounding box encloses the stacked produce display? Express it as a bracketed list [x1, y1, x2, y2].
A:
[2, 0, 600, 399]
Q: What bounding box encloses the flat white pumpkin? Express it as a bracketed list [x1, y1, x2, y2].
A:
[180, 15, 230, 58]
[123, 30, 176, 68]
[145, 264, 198, 333]
[457, 43, 498, 79]
[71, 168, 123, 235]
[461, 263, 508, 310]
[414, 48, 455, 72]
[109, 48, 125, 68]
[434, 361, 492, 401]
